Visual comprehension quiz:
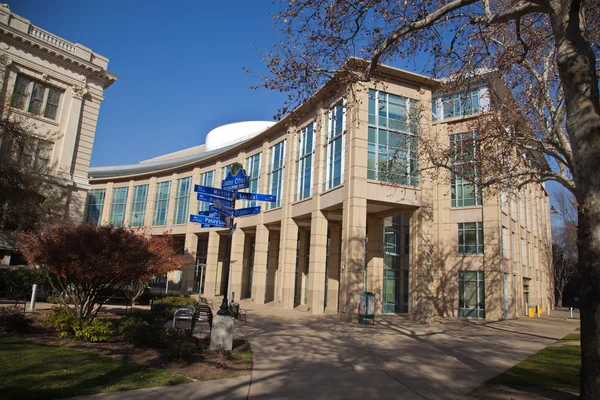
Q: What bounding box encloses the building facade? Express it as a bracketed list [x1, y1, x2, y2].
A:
[0, 5, 117, 265]
[87, 62, 552, 322]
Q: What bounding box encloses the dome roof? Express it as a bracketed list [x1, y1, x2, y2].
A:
[205, 121, 275, 151]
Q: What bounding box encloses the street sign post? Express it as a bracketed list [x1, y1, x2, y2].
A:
[194, 185, 233, 199]
[235, 192, 277, 203]
[233, 206, 261, 217]
[197, 193, 233, 208]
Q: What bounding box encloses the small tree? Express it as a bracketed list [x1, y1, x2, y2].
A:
[553, 242, 577, 306]
[123, 233, 189, 309]
[17, 224, 185, 322]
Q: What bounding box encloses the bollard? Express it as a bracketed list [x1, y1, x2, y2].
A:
[29, 284, 38, 311]
[570, 307, 573, 318]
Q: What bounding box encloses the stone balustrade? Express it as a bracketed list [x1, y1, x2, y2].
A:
[28, 25, 75, 53]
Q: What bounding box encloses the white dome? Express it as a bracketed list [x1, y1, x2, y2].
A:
[205, 121, 276, 151]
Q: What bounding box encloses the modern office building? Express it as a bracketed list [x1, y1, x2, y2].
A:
[0, 5, 117, 265]
[87, 60, 552, 322]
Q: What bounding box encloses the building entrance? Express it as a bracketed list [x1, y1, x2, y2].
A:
[383, 215, 410, 314]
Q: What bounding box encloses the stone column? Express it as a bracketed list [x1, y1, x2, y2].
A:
[308, 210, 328, 314]
[57, 87, 84, 177]
[327, 224, 341, 312]
[367, 217, 384, 314]
[297, 229, 308, 306]
[265, 231, 279, 303]
[166, 173, 178, 227]
[229, 229, 245, 302]
[100, 182, 114, 226]
[182, 232, 198, 294]
[144, 177, 158, 227]
[278, 218, 299, 309]
[203, 231, 221, 297]
[123, 180, 135, 227]
[252, 224, 269, 304]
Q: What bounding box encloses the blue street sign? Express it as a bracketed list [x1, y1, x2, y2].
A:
[200, 223, 227, 228]
[236, 192, 277, 203]
[233, 206, 261, 217]
[190, 215, 227, 227]
[194, 185, 233, 199]
[197, 193, 233, 207]
[222, 163, 249, 191]
[213, 201, 233, 216]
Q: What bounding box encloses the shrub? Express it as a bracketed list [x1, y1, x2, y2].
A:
[163, 328, 198, 362]
[119, 316, 164, 348]
[155, 296, 196, 307]
[0, 268, 49, 300]
[74, 318, 114, 342]
[45, 307, 78, 337]
[0, 307, 30, 333]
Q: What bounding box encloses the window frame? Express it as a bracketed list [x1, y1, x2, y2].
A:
[85, 189, 106, 227]
[11, 74, 63, 121]
[297, 122, 315, 200]
[153, 181, 171, 226]
[110, 187, 129, 227]
[458, 271, 485, 319]
[458, 222, 484, 254]
[246, 153, 261, 207]
[268, 140, 286, 209]
[450, 132, 482, 207]
[174, 177, 191, 225]
[325, 101, 346, 190]
[130, 184, 149, 227]
[199, 171, 214, 212]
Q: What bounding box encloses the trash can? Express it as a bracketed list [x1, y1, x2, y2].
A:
[358, 292, 375, 326]
[230, 302, 240, 319]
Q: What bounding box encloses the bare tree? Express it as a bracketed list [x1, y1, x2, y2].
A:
[553, 242, 577, 306]
[255, 1, 600, 397]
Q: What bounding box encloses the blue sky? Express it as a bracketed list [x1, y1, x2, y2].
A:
[12, 0, 287, 166]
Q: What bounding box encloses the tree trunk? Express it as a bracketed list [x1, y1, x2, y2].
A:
[550, 1, 600, 398]
[556, 288, 563, 307]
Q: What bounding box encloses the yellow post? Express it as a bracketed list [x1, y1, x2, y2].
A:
[529, 307, 535, 318]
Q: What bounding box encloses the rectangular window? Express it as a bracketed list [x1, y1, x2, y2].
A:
[433, 89, 481, 121]
[110, 187, 128, 227]
[297, 123, 315, 200]
[502, 227, 508, 258]
[85, 189, 105, 227]
[521, 239, 528, 266]
[11, 75, 62, 120]
[199, 170, 214, 212]
[222, 164, 233, 180]
[458, 222, 484, 254]
[130, 184, 148, 227]
[174, 177, 191, 225]
[450, 132, 481, 207]
[367, 90, 419, 186]
[3, 137, 53, 171]
[246, 153, 261, 207]
[519, 190, 525, 226]
[512, 231, 517, 260]
[153, 181, 171, 226]
[269, 140, 286, 209]
[325, 101, 345, 190]
[458, 271, 485, 318]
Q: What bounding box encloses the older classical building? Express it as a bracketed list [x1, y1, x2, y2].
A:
[88, 60, 552, 322]
[0, 5, 117, 265]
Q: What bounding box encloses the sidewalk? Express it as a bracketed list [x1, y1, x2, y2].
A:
[65, 299, 578, 400]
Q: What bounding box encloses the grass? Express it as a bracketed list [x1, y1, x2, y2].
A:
[0, 335, 190, 400]
[234, 348, 253, 364]
[559, 333, 581, 342]
[488, 344, 580, 393]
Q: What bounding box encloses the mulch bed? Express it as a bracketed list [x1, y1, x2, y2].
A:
[20, 309, 252, 381]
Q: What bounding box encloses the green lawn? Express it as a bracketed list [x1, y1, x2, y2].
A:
[0, 335, 190, 400]
[559, 333, 581, 342]
[488, 344, 580, 393]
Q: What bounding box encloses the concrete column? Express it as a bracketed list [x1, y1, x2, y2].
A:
[367, 217, 384, 314]
[327, 224, 341, 312]
[57, 91, 83, 177]
[297, 229, 308, 306]
[182, 232, 198, 294]
[229, 229, 245, 301]
[123, 180, 134, 226]
[278, 217, 299, 309]
[252, 224, 269, 304]
[188, 167, 201, 218]
[308, 209, 328, 314]
[166, 173, 178, 227]
[265, 231, 279, 303]
[100, 182, 114, 225]
[144, 177, 158, 227]
[204, 231, 220, 297]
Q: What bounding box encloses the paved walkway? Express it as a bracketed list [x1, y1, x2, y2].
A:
[67, 301, 578, 400]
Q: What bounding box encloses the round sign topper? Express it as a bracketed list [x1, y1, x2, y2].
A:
[230, 162, 243, 177]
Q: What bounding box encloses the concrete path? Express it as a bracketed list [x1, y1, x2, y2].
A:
[66, 301, 578, 400]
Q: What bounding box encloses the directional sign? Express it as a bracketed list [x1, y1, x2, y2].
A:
[190, 215, 228, 227]
[222, 162, 249, 191]
[213, 201, 233, 216]
[233, 206, 261, 217]
[236, 192, 277, 203]
[194, 185, 233, 199]
[200, 223, 227, 228]
[197, 193, 233, 208]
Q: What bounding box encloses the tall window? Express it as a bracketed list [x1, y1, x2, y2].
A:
[199, 171, 214, 212]
[325, 101, 345, 190]
[110, 187, 128, 227]
[174, 177, 191, 225]
[521, 239, 528, 266]
[432, 89, 481, 121]
[450, 132, 481, 207]
[85, 189, 105, 226]
[502, 227, 508, 258]
[458, 222, 484, 254]
[458, 271, 485, 318]
[153, 181, 171, 226]
[269, 140, 286, 209]
[297, 123, 315, 200]
[130, 184, 148, 227]
[1, 137, 53, 171]
[11, 75, 62, 120]
[367, 90, 419, 186]
[222, 164, 233, 179]
[246, 153, 261, 207]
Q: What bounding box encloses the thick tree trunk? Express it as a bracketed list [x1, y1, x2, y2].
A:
[555, 289, 563, 307]
[550, 1, 600, 398]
